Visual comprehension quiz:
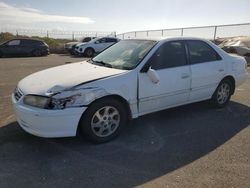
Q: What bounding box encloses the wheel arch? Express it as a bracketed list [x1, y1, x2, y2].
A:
[212, 75, 236, 99]
[76, 94, 132, 135]
[221, 75, 236, 95]
[84, 47, 95, 54]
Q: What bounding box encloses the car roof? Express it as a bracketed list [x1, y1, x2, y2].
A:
[124, 36, 209, 42]
[88, 36, 118, 42]
[8, 38, 44, 42]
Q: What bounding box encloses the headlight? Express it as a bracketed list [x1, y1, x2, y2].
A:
[51, 88, 107, 109]
[23, 95, 51, 109]
[23, 88, 107, 110]
[50, 94, 81, 109]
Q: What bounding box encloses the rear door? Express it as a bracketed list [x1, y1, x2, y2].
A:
[187, 40, 226, 101]
[19, 40, 34, 55]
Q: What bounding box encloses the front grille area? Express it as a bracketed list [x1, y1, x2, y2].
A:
[14, 87, 23, 101]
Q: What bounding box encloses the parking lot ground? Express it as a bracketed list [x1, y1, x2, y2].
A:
[0, 55, 250, 188]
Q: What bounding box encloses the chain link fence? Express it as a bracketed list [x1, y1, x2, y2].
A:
[0, 28, 116, 40]
[1, 23, 249, 41]
[117, 23, 250, 40]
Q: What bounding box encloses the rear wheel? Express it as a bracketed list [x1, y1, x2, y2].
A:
[84, 48, 94, 57]
[211, 79, 233, 108]
[79, 98, 128, 143]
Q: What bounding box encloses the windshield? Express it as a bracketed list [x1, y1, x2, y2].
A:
[91, 40, 157, 70]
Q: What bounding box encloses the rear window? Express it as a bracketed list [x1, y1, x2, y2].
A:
[188, 40, 222, 64]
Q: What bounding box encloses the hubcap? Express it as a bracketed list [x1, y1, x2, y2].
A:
[91, 106, 120, 137]
[217, 83, 230, 104]
[87, 50, 92, 56]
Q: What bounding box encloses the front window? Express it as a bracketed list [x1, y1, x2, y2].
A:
[91, 40, 157, 70]
[81, 37, 92, 43]
[8, 40, 20, 46]
[150, 41, 187, 70]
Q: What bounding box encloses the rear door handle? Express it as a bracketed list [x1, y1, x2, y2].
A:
[219, 69, 224, 72]
[181, 74, 190, 79]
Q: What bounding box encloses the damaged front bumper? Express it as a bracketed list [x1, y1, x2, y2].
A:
[12, 94, 86, 138]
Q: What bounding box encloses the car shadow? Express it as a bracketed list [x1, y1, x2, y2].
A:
[0, 101, 249, 188]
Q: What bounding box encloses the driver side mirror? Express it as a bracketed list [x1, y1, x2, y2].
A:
[95, 41, 100, 44]
[147, 67, 160, 84]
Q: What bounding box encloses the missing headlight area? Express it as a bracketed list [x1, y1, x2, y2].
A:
[50, 88, 108, 109]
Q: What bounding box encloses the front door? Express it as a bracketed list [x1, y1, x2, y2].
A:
[2, 39, 21, 56]
[138, 41, 191, 115]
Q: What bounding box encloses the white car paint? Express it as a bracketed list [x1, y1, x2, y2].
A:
[12, 37, 248, 138]
[18, 62, 126, 95]
[75, 37, 119, 55]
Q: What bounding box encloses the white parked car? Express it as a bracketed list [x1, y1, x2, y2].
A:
[64, 37, 96, 55]
[12, 37, 248, 143]
[74, 37, 119, 57]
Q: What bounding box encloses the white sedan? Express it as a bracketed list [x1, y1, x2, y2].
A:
[12, 37, 248, 143]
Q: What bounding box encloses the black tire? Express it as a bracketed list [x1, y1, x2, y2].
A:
[245, 53, 250, 58]
[84, 48, 94, 57]
[0, 51, 2, 58]
[79, 98, 128, 144]
[211, 79, 233, 108]
[32, 49, 42, 57]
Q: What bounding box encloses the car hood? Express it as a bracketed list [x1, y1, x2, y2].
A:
[18, 61, 127, 95]
[76, 42, 89, 47]
[66, 42, 80, 45]
[65, 42, 80, 47]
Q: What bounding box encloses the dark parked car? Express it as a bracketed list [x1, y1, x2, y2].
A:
[0, 39, 49, 57]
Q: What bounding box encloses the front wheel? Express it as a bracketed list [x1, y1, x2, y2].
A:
[79, 98, 128, 143]
[84, 48, 94, 57]
[211, 79, 232, 108]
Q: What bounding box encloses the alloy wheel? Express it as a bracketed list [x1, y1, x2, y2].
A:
[91, 106, 120, 137]
[217, 82, 230, 104]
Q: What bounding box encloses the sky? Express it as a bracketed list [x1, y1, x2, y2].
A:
[0, 0, 250, 34]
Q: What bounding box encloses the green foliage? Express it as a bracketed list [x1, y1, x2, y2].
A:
[0, 32, 16, 42]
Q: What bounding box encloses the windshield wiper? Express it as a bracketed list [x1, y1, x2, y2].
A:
[92, 60, 113, 68]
